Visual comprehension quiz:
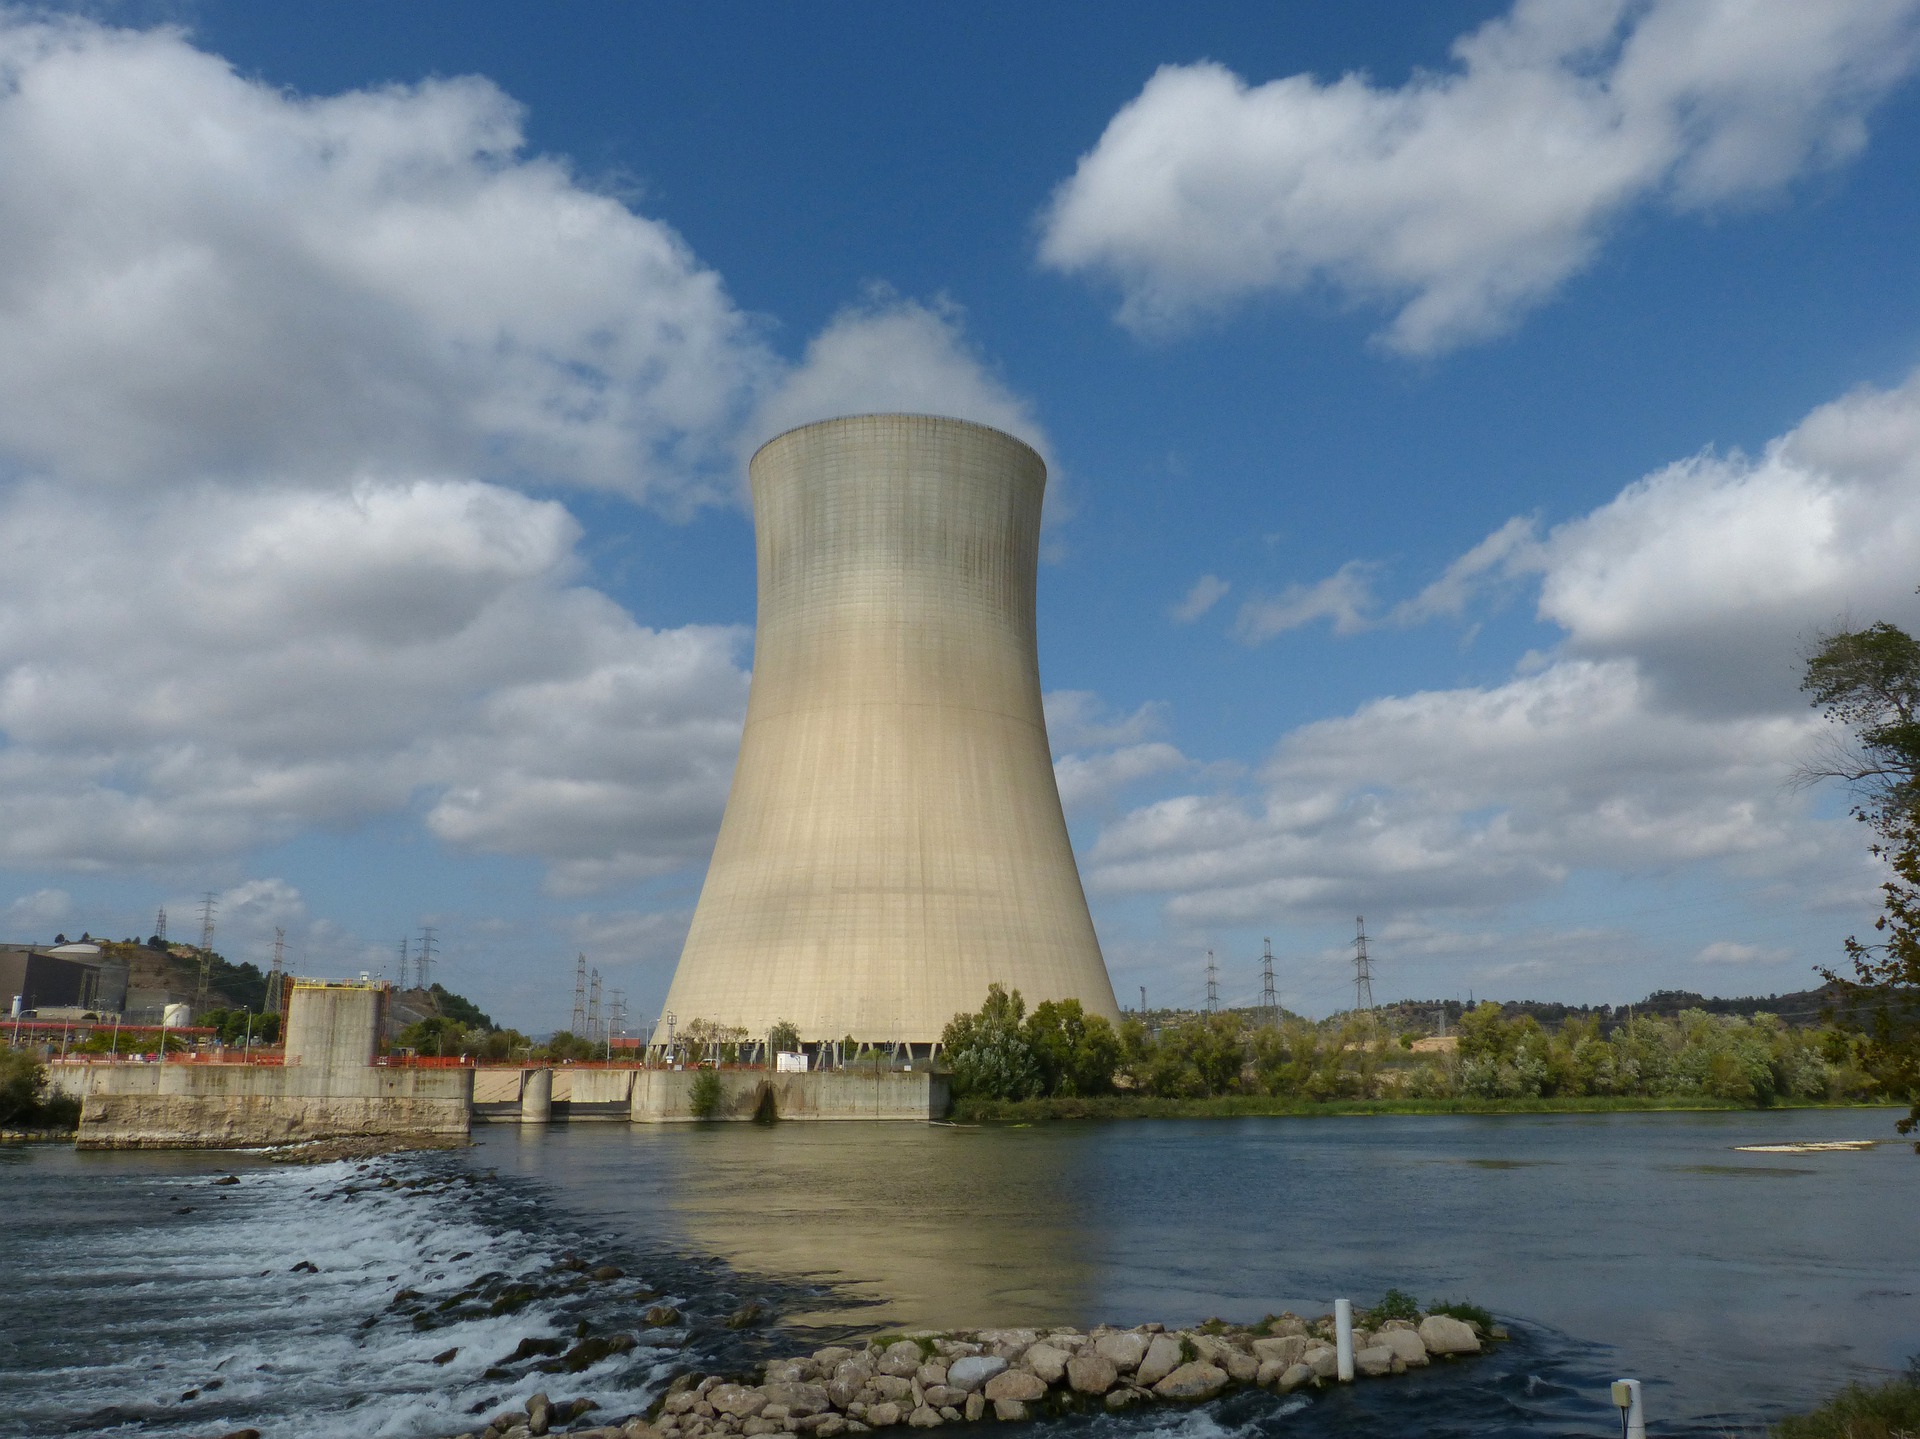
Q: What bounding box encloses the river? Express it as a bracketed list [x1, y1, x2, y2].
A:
[1, 1107, 1913, 1438]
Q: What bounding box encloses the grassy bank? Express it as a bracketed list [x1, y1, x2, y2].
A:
[1774, 1367, 1920, 1439]
[948, 1093, 1886, 1123]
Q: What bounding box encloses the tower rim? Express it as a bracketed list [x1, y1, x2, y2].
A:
[748, 412, 1046, 476]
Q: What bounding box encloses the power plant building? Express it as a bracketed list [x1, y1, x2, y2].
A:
[658, 414, 1119, 1050]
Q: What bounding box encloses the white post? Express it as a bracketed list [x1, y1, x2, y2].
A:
[1335, 1298, 1355, 1382]
[1611, 1379, 1644, 1439]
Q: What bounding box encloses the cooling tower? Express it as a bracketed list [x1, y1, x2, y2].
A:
[659, 414, 1119, 1048]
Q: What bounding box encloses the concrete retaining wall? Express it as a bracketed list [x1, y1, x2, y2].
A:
[631, 1068, 946, 1122]
[53, 1063, 471, 1149]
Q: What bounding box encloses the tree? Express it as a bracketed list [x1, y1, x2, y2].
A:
[767, 1019, 801, 1056]
[1804, 620, 1920, 1148]
[941, 984, 1043, 1101]
[1023, 999, 1120, 1096]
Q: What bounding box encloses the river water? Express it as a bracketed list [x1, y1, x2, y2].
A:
[2, 1108, 1914, 1438]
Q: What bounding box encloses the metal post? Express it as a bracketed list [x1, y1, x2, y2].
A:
[1611, 1379, 1644, 1439]
[1334, 1298, 1355, 1382]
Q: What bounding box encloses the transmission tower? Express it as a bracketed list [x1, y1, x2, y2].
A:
[266, 927, 287, 1013]
[609, 989, 627, 1043]
[1353, 915, 1374, 1012]
[570, 953, 588, 1035]
[155, 906, 167, 945]
[587, 967, 603, 1043]
[396, 936, 408, 987]
[1204, 950, 1219, 1014]
[416, 926, 437, 989]
[1261, 937, 1278, 1025]
[196, 892, 217, 1004]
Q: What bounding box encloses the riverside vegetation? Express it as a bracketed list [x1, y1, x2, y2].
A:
[441, 1298, 1499, 1439]
[939, 985, 1881, 1121]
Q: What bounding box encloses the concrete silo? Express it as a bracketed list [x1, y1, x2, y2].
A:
[658, 414, 1119, 1053]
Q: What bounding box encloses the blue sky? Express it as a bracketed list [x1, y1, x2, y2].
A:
[3, 1, 1919, 1029]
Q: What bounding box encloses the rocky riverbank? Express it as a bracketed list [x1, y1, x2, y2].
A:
[441, 1308, 1502, 1439]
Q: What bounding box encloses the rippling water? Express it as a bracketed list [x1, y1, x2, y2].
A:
[2, 1107, 1913, 1438]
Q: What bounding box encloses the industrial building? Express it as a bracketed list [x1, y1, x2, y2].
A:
[659, 414, 1120, 1052]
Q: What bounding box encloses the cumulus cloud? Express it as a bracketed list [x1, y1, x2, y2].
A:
[5, 888, 71, 934]
[1045, 691, 1170, 751]
[1171, 574, 1231, 623]
[1039, 0, 1920, 350]
[1088, 368, 1920, 928]
[1696, 940, 1791, 965]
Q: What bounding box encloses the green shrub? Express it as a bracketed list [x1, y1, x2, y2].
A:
[0, 1050, 41, 1125]
[689, 1067, 724, 1119]
[1367, 1288, 1421, 1323]
[1773, 1365, 1920, 1439]
[1427, 1299, 1495, 1330]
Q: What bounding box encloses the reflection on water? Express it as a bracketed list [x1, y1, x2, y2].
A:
[478, 1108, 1919, 1433]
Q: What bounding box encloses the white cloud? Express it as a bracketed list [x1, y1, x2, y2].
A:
[1696, 940, 1791, 965]
[5, 888, 71, 935]
[1044, 691, 1169, 751]
[1172, 574, 1230, 623]
[1055, 743, 1192, 813]
[0, 15, 771, 507]
[1039, 0, 1920, 351]
[1234, 561, 1377, 641]
[747, 292, 1048, 462]
[1088, 368, 1920, 930]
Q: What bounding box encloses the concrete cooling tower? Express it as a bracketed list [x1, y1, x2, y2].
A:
[658, 413, 1119, 1051]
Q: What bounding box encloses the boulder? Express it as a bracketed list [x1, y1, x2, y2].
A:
[761, 1384, 830, 1418]
[983, 1371, 1047, 1404]
[1353, 1346, 1395, 1377]
[878, 1344, 924, 1379]
[1133, 1334, 1184, 1388]
[1265, 1316, 1308, 1338]
[868, 1377, 912, 1403]
[1306, 1346, 1338, 1379]
[1021, 1344, 1070, 1384]
[1066, 1354, 1117, 1395]
[767, 1362, 816, 1383]
[913, 1364, 947, 1390]
[1153, 1363, 1228, 1401]
[945, 1357, 1007, 1393]
[1252, 1336, 1308, 1367]
[905, 1407, 942, 1429]
[1188, 1335, 1238, 1367]
[814, 1348, 855, 1367]
[742, 1422, 780, 1437]
[937, 1408, 960, 1423]
[863, 1404, 901, 1429]
[962, 1395, 984, 1423]
[708, 1387, 768, 1419]
[815, 1420, 846, 1438]
[924, 1386, 965, 1409]
[1092, 1332, 1149, 1372]
[990, 1401, 1028, 1423]
[1223, 1351, 1259, 1383]
[1277, 1364, 1313, 1393]
[1418, 1315, 1481, 1356]
[1375, 1329, 1428, 1366]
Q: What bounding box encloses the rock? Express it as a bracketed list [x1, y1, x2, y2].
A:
[1306, 1346, 1338, 1379]
[762, 1384, 831, 1418]
[213, 1175, 241, 1186]
[643, 1305, 683, 1327]
[743, 1425, 780, 1438]
[1418, 1315, 1482, 1356]
[1277, 1364, 1313, 1392]
[864, 1404, 901, 1429]
[728, 1302, 773, 1329]
[1133, 1334, 1184, 1388]
[1264, 1316, 1308, 1338]
[982, 1371, 1046, 1404]
[944, 1356, 1006, 1392]
[593, 1266, 626, 1281]
[937, 1407, 959, 1423]
[962, 1395, 984, 1423]
[869, 1376, 912, 1403]
[934, 1341, 981, 1360]
[1255, 1359, 1287, 1387]
[665, 1393, 700, 1417]
[1021, 1343, 1070, 1384]
[1353, 1346, 1395, 1377]
[906, 1406, 942, 1428]
[433, 1347, 460, 1365]
[708, 1386, 768, 1419]
[219, 1430, 261, 1439]
[1153, 1363, 1228, 1401]
[1103, 1389, 1138, 1412]
[990, 1400, 1028, 1422]
[922, 1386, 965, 1409]
[913, 1363, 948, 1389]
[1066, 1354, 1117, 1395]
[878, 1343, 924, 1378]
[1252, 1336, 1308, 1367]
[814, 1419, 846, 1438]
[1374, 1329, 1428, 1366]
[1188, 1335, 1237, 1367]
[1092, 1332, 1148, 1372]
[1223, 1351, 1259, 1383]
[814, 1348, 855, 1367]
